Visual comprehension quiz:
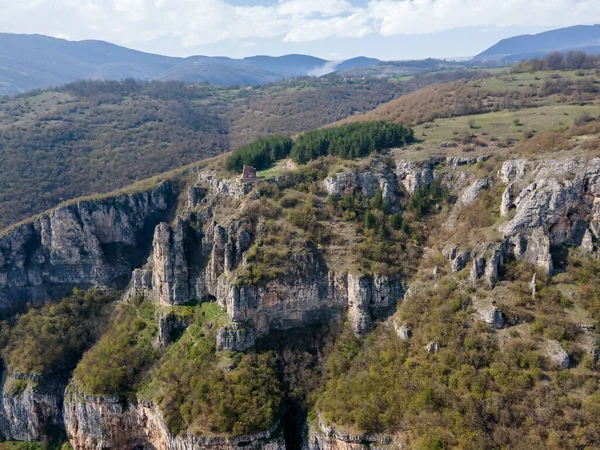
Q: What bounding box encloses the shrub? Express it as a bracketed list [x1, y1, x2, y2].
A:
[406, 179, 448, 219]
[390, 212, 404, 230]
[364, 210, 377, 229]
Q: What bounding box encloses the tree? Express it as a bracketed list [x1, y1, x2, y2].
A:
[364, 210, 377, 229]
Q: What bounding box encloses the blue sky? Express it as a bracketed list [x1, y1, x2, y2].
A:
[1, 0, 599, 60]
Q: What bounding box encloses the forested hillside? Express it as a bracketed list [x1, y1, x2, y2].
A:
[0, 70, 475, 230]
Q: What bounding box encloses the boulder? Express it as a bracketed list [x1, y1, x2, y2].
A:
[543, 339, 570, 370]
[472, 298, 505, 329]
[394, 323, 412, 340]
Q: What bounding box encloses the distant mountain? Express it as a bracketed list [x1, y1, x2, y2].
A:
[243, 54, 328, 76]
[330, 57, 381, 72]
[332, 58, 473, 79]
[475, 25, 600, 61]
[0, 34, 380, 95]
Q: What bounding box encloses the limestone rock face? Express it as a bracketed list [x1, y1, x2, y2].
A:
[581, 229, 595, 253]
[446, 155, 489, 167]
[187, 185, 207, 209]
[216, 321, 257, 352]
[394, 160, 433, 195]
[0, 373, 65, 442]
[484, 244, 505, 289]
[123, 268, 154, 302]
[322, 169, 400, 207]
[216, 247, 403, 350]
[304, 416, 394, 450]
[470, 257, 486, 286]
[497, 157, 600, 272]
[451, 250, 471, 273]
[426, 341, 440, 353]
[394, 323, 412, 340]
[64, 385, 285, 450]
[458, 178, 491, 205]
[500, 182, 516, 217]
[473, 298, 505, 329]
[0, 182, 176, 310]
[153, 219, 189, 305]
[498, 159, 529, 184]
[347, 273, 402, 336]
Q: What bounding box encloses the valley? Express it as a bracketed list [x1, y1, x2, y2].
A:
[0, 44, 600, 450]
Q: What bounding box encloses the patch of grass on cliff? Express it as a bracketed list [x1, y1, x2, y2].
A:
[236, 219, 312, 287]
[0, 288, 117, 376]
[314, 271, 600, 449]
[72, 297, 158, 398]
[140, 302, 282, 438]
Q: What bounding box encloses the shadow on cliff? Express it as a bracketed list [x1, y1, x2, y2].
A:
[254, 323, 342, 449]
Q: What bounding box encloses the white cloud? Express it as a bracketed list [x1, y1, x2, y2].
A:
[368, 0, 600, 36]
[1, 0, 599, 50]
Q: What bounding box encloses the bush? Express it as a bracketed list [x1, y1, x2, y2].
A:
[390, 212, 404, 230]
[364, 210, 377, 229]
[315, 270, 600, 447]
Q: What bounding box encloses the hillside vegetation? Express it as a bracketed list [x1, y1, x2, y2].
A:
[0, 72, 474, 231]
[340, 68, 600, 127]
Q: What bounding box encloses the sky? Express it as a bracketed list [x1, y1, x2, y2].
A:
[1, 0, 600, 60]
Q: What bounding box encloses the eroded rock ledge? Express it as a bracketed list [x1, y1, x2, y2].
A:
[305, 416, 399, 450]
[64, 384, 285, 450]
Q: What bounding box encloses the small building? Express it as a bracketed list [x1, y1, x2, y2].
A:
[238, 165, 257, 182]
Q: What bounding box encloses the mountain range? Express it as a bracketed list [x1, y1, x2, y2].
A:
[0, 33, 380, 95]
[3, 25, 600, 96]
[476, 24, 600, 61]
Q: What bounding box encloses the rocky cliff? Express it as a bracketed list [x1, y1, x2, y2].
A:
[0, 182, 178, 309]
[0, 372, 65, 442]
[64, 385, 285, 450]
[2, 151, 600, 449]
[304, 416, 402, 450]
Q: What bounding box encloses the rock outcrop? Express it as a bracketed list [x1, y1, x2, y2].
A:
[0, 182, 177, 309]
[304, 416, 395, 450]
[64, 385, 285, 450]
[215, 250, 403, 350]
[498, 157, 600, 272]
[0, 373, 65, 441]
[394, 160, 433, 194]
[543, 339, 570, 370]
[472, 298, 505, 329]
[457, 178, 491, 205]
[323, 168, 400, 207]
[153, 219, 189, 305]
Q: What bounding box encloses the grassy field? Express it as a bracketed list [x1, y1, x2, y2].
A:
[414, 103, 600, 143]
[256, 159, 290, 178]
[475, 69, 598, 91]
